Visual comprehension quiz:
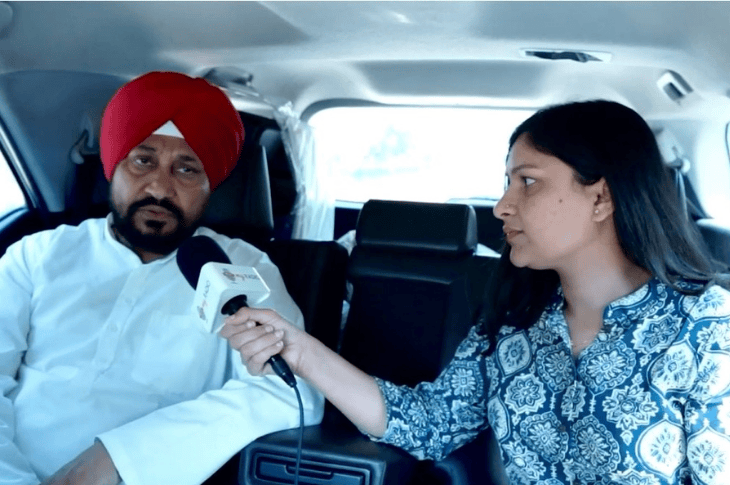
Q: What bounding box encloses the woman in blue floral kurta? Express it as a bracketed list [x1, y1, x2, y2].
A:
[223, 100, 730, 484]
[375, 279, 730, 484]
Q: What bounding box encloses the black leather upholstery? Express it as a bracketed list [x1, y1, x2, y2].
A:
[354, 199, 478, 255]
[264, 239, 348, 352]
[696, 218, 730, 269]
[238, 199, 501, 485]
[340, 200, 485, 387]
[201, 145, 275, 247]
[338, 200, 503, 485]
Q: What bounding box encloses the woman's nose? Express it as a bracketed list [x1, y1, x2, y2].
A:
[493, 193, 515, 220]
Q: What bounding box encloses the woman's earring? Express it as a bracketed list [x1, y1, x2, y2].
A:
[594, 209, 599, 214]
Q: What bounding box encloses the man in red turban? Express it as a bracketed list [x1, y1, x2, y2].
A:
[101, 71, 245, 262]
[0, 72, 321, 485]
[101, 71, 244, 191]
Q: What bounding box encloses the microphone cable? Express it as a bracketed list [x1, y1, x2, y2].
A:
[292, 382, 304, 485]
[175, 237, 305, 482]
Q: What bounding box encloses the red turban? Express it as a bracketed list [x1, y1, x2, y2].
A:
[100, 71, 244, 190]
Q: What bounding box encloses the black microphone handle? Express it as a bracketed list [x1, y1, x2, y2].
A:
[222, 295, 297, 388]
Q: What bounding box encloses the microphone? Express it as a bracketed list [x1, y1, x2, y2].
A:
[177, 236, 297, 387]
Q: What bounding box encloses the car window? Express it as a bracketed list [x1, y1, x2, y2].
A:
[0, 150, 25, 219]
[309, 106, 534, 204]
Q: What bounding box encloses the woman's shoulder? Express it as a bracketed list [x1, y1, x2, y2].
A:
[680, 282, 730, 321]
[664, 282, 730, 354]
[621, 279, 730, 354]
[680, 283, 730, 320]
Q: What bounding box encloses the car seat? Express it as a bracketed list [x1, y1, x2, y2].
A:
[339, 199, 486, 386]
[240, 199, 503, 485]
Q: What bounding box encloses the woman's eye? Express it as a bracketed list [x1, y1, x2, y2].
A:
[523, 177, 536, 187]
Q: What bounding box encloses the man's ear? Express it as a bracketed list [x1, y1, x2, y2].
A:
[590, 177, 613, 221]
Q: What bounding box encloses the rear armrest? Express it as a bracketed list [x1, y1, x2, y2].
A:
[240, 420, 420, 485]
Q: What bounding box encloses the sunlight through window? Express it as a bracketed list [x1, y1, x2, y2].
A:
[310, 106, 533, 204]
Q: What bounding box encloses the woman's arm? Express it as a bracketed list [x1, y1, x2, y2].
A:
[220, 307, 388, 437]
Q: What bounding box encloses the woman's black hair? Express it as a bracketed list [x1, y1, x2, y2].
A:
[481, 100, 727, 344]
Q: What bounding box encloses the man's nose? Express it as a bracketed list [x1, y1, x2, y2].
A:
[144, 169, 175, 200]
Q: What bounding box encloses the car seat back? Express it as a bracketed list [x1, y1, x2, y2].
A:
[339, 199, 485, 387]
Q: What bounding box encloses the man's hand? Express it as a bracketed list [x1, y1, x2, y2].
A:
[41, 440, 121, 485]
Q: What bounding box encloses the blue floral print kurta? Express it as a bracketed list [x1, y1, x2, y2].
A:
[373, 278, 730, 484]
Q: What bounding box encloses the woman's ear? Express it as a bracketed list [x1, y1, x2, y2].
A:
[591, 178, 613, 222]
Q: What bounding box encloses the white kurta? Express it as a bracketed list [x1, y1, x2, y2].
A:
[0, 216, 324, 485]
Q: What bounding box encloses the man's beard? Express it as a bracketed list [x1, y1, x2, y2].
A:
[111, 196, 200, 256]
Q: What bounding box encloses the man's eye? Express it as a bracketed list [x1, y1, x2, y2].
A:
[133, 156, 151, 166]
[178, 166, 201, 175]
[523, 177, 536, 187]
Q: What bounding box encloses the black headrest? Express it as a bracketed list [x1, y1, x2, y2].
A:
[355, 200, 478, 255]
[202, 145, 274, 245]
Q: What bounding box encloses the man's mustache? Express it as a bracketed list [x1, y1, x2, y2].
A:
[127, 197, 185, 222]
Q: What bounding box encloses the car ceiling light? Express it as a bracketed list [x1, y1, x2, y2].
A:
[201, 67, 256, 93]
[657, 70, 693, 103]
[520, 48, 612, 63]
[200, 67, 288, 109]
